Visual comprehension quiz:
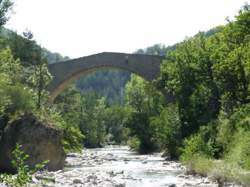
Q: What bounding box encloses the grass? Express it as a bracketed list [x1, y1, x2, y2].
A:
[183, 157, 250, 186]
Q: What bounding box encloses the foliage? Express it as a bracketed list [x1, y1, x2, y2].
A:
[135, 43, 171, 56]
[4, 83, 35, 114]
[184, 156, 214, 177]
[180, 128, 215, 162]
[149, 104, 181, 158]
[76, 70, 130, 104]
[0, 0, 13, 27]
[55, 87, 106, 148]
[54, 85, 132, 149]
[0, 48, 35, 115]
[0, 27, 68, 64]
[0, 144, 48, 187]
[0, 74, 10, 115]
[27, 59, 52, 109]
[0, 47, 23, 83]
[226, 129, 250, 170]
[37, 106, 84, 153]
[127, 136, 140, 151]
[125, 75, 165, 153]
[153, 6, 250, 184]
[0, 2, 249, 186]
[104, 105, 130, 144]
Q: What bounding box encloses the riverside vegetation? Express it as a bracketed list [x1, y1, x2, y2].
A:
[0, 0, 249, 186]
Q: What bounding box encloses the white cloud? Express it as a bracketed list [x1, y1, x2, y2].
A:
[6, 0, 249, 58]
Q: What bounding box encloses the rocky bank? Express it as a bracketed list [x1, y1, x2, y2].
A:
[0, 113, 66, 173]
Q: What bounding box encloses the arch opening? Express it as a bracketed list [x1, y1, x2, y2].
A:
[49, 65, 148, 102]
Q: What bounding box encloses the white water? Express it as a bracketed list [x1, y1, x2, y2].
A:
[33, 146, 221, 187]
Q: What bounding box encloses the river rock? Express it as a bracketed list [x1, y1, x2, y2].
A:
[115, 183, 125, 187]
[72, 178, 82, 184]
[0, 113, 66, 173]
[169, 184, 176, 187]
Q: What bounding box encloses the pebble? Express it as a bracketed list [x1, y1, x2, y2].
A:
[13, 146, 233, 187]
[115, 183, 125, 187]
[163, 162, 170, 165]
[72, 178, 82, 184]
[169, 184, 176, 187]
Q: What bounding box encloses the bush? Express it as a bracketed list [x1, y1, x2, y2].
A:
[0, 144, 48, 187]
[225, 129, 250, 170]
[0, 74, 10, 115]
[180, 128, 215, 161]
[217, 103, 250, 155]
[149, 104, 181, 158]
[44, 110, 84, 153]
[5, 84, 35, 114]
[127, 136, 140, 152]
[185, 156, 214, 176]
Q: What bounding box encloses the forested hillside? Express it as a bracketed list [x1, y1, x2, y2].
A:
[75, 30, 221, 104]
[0, 27, 69, 64]
[75, 44, 170, 104]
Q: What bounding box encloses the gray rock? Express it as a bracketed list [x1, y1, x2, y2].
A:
[163, 162, 170, 165]
[87, 174, 97, 180]
[169, 184, 176, 187]
[73, 178, 82, 184]
[142, 160, 148, 164]
[178, 174, 189, 179]
[0, 113, 66, 173]
[115, 183, 125, 187]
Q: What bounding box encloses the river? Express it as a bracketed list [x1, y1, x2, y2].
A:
[32, 146, 235, 187]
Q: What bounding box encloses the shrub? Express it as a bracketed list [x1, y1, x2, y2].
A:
[149, 104, 181, 158]
[180, 128, 215, 162]
[0, 74, 10, 115]
[128, 136, 140, 152]
[0, 144, 48, 187]
[186, 156, 214, 176]
[41, 109, 84, 153]
[5, 84, 35, 114]
[225, 129, 250, 170]
[217, 103, 250, 155]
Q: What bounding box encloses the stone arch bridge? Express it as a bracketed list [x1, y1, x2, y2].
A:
[47, 52, 164, 102]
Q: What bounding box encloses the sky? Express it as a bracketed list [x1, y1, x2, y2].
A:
[6, 0, 250, 58]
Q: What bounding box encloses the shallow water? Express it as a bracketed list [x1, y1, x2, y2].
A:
[32, 145, 224, 187]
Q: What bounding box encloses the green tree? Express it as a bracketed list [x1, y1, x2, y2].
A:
[150, 104, 181, 158]
[104, 105, 130, 144]
[125, 75, 164, 153]
[0, 0, 13, 27]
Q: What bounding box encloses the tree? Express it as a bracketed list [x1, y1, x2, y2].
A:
[150, 104, 181, 158]
[0, 0, 13, 27]
[21, 32, 52, 109]
[125, 75, 164, 153]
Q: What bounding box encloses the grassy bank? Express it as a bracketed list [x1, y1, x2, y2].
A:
[183, 157, 250, 186]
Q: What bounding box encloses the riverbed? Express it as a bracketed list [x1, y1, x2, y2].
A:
[30, 146, 230, 187]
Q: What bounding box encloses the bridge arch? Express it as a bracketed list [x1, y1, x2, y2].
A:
[47, 52, 164, 102]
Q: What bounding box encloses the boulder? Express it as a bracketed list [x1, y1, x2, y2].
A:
[0, 113, 66, 173]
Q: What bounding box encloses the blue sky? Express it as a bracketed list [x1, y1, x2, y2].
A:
[6, 0, 250, 58]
